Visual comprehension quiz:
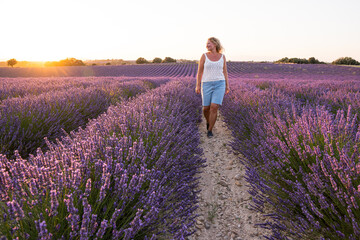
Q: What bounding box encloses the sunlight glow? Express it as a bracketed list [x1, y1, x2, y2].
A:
[1, 0, 359, 62]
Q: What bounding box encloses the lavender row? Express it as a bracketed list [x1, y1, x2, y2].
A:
[221, 79, 360, 239]
[0, 63, 198, 78]
[0, 79, 205, 239]
[2, 62, 359, 81]
[0, 76, 155, 101]
[244, 78, 360, 120]
[0, 78, 168, 159]
[227, 62, 360, 80]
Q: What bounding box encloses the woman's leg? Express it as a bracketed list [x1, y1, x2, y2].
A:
[202, 81, 212, 129]
[203, 106, 210, 124]
[208, 103, 219, 131]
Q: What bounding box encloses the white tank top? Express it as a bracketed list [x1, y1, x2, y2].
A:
[202, 53, 225, 82]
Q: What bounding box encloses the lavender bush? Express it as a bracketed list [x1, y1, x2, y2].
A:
[0, 79, 205, 239]
[222, 72, 360, 239]
[0, 78, 168, 159]
[245, 78, 360, 118]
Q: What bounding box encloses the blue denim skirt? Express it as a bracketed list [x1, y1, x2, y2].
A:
[201, 80, 226, 106]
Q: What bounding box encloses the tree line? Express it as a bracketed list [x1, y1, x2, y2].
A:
[44, 58, 85, 67]
[275, 56, 360, 65]
[3, 57, 179, 67]
[136, 57, 176, 64]
[4, 58, 86, 67]
[4, 56, 360, 67]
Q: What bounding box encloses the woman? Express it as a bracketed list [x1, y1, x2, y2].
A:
[196, 37, 230, 138]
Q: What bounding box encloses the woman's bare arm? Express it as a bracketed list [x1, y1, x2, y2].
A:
[223, 55, 230, 94]
[196, 54, 205, 94]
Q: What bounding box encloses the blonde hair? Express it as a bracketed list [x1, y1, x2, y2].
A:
[208, 37, 224, 53]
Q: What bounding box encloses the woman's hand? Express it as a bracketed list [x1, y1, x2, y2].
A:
[195, 85, 201, 94]
[225, 86, 230, 94]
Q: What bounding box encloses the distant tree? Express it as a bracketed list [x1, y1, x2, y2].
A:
[332, 57, 360, 65]
[7, 58, 17, 67]
[274, 57, 289, 63]
[288, 58, 308, 64]
[153, 57, 162, 63]
[308, 57, 317, 64]
[307, 57, 325, 64]
[162, 57, 176, 63]
[136, 57, 148, 64]
[92, 63, 97, 66]
[106, 62, 111, 65]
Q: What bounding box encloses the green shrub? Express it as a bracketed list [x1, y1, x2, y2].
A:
[332, 57, 360, 65]
[152, 57, 162, 63]
[308, 57, 323, 64]
[162, 57, 176, 63]
[136, 57, 148, 64]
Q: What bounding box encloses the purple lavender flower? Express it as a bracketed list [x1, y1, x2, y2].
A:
[84, 178, 91, 197]
[50, 189, 59, 216]
[96, 219, 108, 239]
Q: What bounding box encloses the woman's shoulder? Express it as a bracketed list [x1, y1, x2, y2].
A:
[199, 54, 206, 64]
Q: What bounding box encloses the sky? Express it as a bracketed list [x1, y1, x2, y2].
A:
[1, 0, 360, 62]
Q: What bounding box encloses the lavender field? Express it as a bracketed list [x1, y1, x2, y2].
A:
[1, 62, 360, 239]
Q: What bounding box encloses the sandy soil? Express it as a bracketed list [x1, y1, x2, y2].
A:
[187, 114, 272, 240]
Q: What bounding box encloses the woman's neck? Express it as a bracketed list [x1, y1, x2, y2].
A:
[208, 50, 218, 55]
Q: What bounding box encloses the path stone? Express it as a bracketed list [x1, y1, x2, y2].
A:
[235, 181, 242, 187]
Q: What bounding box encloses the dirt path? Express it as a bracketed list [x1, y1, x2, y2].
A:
[187, 114, 271, 240]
